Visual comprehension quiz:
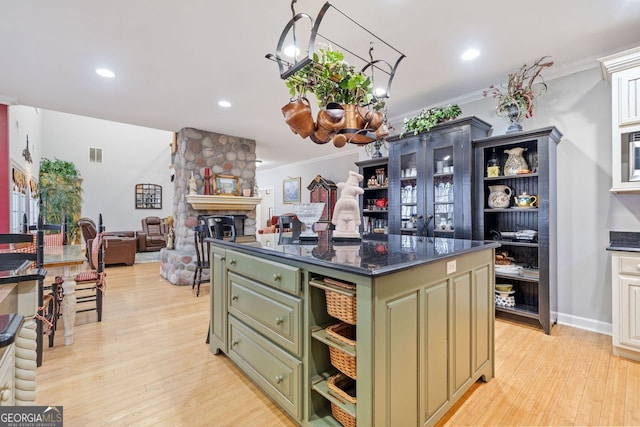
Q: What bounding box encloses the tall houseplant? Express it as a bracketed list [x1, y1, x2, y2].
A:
[39, 158, 83, 243]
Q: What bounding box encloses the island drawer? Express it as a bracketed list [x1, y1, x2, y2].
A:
[228, 272, 302, 357]
[228, 316, 302, 421]
[619, 256, 640, 276]
[226, 250, 301, 295]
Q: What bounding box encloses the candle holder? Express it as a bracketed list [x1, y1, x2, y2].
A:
[203, 168, 212, 195]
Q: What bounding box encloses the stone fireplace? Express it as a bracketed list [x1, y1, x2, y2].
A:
[160, 127, 258, 285]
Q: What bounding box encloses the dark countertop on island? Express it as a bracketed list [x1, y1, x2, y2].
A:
[607, 231, 640, 252]
[207, 233, 500, 277]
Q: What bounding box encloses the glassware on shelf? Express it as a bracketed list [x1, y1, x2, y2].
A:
[293, 202, 325, 240]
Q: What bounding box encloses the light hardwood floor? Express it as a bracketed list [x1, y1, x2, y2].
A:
[36, 262, 640, 426]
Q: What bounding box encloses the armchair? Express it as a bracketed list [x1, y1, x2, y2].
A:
[136, 216, 168, 252]
[78, 218, 137, 266]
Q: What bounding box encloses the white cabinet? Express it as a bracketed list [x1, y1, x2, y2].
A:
[611, 251, 640, 360]
[599, 46, 640, 193]
[615, 68, 640, 126]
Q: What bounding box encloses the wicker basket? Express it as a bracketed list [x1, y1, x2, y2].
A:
[331, 402, 356, 427]
[323, 278, 357, 325]
[326, 322, 357, 379]
[327, 372, 357, 404]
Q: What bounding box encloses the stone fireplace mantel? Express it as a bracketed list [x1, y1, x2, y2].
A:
[185, 194, 262, 211]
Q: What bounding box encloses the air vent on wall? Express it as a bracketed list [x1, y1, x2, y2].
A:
[89, 147, 103, 163]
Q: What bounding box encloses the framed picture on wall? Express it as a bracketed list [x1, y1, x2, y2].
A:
[283, 177, 301, 204]
[213, 174, 240, 196]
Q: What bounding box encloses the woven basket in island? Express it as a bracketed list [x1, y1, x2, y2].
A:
[326, 322, 356, 379]
[323, 278, 356, 325]
[328, 372, 356, 427]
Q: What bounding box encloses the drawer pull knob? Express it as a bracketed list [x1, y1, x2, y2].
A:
[275, 317, 284, 325]
[220, 257, 225, 261]
[231, 295, 238, 301]
[229, 259, 236, 265]
[273, 274, 281, 281]
[231, 340, 239, 347]
[275, 375, 284, 384]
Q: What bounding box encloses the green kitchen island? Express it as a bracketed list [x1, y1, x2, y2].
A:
[208, 233, 499, 426]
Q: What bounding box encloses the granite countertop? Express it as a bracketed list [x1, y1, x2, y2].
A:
[0, 313, 24, 348]
[607, 231, 640, 252]
[207, 232, 500, 277]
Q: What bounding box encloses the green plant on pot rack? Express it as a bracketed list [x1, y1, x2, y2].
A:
[282, 47, 387, 147]
[401, 104, 462, 136]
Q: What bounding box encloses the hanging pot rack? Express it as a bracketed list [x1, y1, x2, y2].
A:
[266, 1, 405, 99]
[265, 1, 406, 147]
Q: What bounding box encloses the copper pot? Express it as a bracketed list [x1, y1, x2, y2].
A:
[340, 104, 376, 145]
[281, 98, 315, 138]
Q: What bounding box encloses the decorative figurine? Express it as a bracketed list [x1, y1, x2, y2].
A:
[331, 171, 364, 240]
[188, 172, 197, 195]
[166, 228, 175, 250]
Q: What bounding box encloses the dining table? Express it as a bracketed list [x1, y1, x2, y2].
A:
[41, 244, 87, 350]
[43, 244, 86, 276]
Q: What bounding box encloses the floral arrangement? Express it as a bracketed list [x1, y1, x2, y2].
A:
[402, 104, 462, 136]
[483, 56, 554, 121]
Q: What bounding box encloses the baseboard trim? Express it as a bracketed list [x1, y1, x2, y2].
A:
[555, 312, 612, 336]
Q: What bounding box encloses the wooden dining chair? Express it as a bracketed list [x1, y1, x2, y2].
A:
[205, 215, 237, 242]
[73, 214, 106, 322]
[192, 224, 211, 298]
[24, 214, 67, 252]
[24, 214, 69, 351]
[277, 214, 303, 244]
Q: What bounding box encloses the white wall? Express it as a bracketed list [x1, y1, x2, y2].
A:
[257, 66, 637, 335]
[256, 150, 360, 217]
[8, 105, 42, 185]
[39, 110, 174, 231]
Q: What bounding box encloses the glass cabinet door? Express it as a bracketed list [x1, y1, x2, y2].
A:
[388, 136, 425, 235]
[431, 146, 455, 237]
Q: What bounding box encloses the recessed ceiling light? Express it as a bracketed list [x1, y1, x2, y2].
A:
[218, 100, 232, 108]
[461, 49, 480, 61]
[96, 68, 116, 78]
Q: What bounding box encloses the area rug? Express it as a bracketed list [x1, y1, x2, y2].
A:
[135, 251, 162, 264]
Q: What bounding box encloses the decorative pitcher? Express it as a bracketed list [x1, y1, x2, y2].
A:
[503, 147, 528, 176]
[282, 97, 315, 139]
[487, 185, 512, 208]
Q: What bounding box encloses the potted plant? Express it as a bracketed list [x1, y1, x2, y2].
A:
[483, 56, 554, 133]
[401, 104, 462, 136]
[38, 158, 83, 243]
